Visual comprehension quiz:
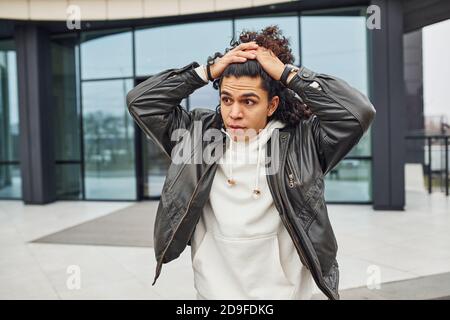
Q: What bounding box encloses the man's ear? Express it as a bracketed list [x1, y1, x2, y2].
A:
[268, 96, 280, 117]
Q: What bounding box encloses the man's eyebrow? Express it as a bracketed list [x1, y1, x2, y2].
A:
[220, 90, 260, 99]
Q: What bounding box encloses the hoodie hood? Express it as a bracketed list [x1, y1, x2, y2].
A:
[220, 119, 286, 199]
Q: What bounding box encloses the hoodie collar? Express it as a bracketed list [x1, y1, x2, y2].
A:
[220, 119, 286, 199]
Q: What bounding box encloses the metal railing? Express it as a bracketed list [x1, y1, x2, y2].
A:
[405, 134, 449, 196]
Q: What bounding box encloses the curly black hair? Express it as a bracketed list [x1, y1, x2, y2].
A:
[208, 25, 311, 128]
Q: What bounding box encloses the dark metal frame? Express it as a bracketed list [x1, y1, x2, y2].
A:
[405, 134, 450, 196]
[15, 24, 57, 204]
[370, 0, 406, 210]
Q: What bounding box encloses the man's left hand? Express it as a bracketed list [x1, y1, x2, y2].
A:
[250, 46, 286, 81]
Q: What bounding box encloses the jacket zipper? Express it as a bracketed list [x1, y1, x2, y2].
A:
[153, 135, 226, 284]
[152, 162, 216, 285]
[286, 153, 301, 189]
[276, 134, 337, 300]
[269, 135, 311, 270]
[286, 155, 315, 210]
[277, 175, 337, 300]
[279, 212, 310, 270]
[167, 163, 186, 191]
[277, 157, 310, 270]
[282, 218, 336, 300]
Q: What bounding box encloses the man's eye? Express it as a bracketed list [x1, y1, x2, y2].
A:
[221, 97, 231, 104]
[245, 100, 255, 106]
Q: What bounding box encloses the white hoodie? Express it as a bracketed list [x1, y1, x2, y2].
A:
[190, 119, 314, 300]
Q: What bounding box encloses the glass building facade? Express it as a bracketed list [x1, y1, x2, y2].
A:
[2, 7, 372, 203]
[300, 12, 372, 202]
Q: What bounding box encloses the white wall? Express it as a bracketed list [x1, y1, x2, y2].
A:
[423, 18, 450, 121]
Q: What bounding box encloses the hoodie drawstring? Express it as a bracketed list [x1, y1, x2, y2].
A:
[221, 128, 236, 187]
[221, 127, 262, 199]
[253, 135, 262, 199]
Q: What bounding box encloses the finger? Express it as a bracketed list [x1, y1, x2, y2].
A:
[236, 41, 259, 51]
[235, 51, 257, 59]
[229, 42, 258, 55]
[229, 56, 247, 63]
[256, 46, 269, 52]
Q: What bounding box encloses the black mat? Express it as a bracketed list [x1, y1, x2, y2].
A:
[31, 201, 158, 247]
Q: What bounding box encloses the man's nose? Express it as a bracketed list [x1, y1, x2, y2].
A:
[229, 103, 243, 119]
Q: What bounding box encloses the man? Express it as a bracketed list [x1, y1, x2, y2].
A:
[126, 27, 376, 300]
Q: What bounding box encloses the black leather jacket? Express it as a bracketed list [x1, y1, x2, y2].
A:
[126, 61, 376, 300]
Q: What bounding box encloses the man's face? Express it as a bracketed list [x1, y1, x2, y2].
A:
[219, 75, 279, 141]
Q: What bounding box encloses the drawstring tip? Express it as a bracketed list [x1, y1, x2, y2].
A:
[252, 188, 261, 199]
[227, 178, 236, 187]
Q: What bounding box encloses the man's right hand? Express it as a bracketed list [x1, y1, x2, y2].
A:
[209, 41, 259, 79]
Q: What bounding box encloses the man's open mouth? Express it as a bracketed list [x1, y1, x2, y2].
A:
[228, 125, 246, 130]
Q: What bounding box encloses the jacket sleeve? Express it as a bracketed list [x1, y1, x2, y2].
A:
[287, 66, 376, 175]
[126, 61, 208, 159]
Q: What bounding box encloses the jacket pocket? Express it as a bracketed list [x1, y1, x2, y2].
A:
[286, 165, 323, 229]
[285, 151, 323, 210]
[299, 178, 324, 230]
[305, 178, 324, 210]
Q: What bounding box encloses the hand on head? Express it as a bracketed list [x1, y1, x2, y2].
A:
[209, 41, 286, 81]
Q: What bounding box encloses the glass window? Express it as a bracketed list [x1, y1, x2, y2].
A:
[55, 163, 82, 200]
[0, 40, 21, 199]
[82, 79, 136, 200]
[325, 159, 372, 202]
[52, 35, 83, 199]
[80, 29, 133, 80]
[142, 136, 171, 198]
[347, 128, 371, 157]
[235, 15, 300, 65]
[0, 164, 21, 199]
[135, 20, 233, 76]
[301, 12, 370, 156]
[136, 21, 232, 112]
[301, 11, 372, 202]
[300, 13, 368, 94]
[189, 84, 219, 111]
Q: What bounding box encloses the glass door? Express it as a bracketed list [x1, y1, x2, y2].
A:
[134, 77, 171, 200]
